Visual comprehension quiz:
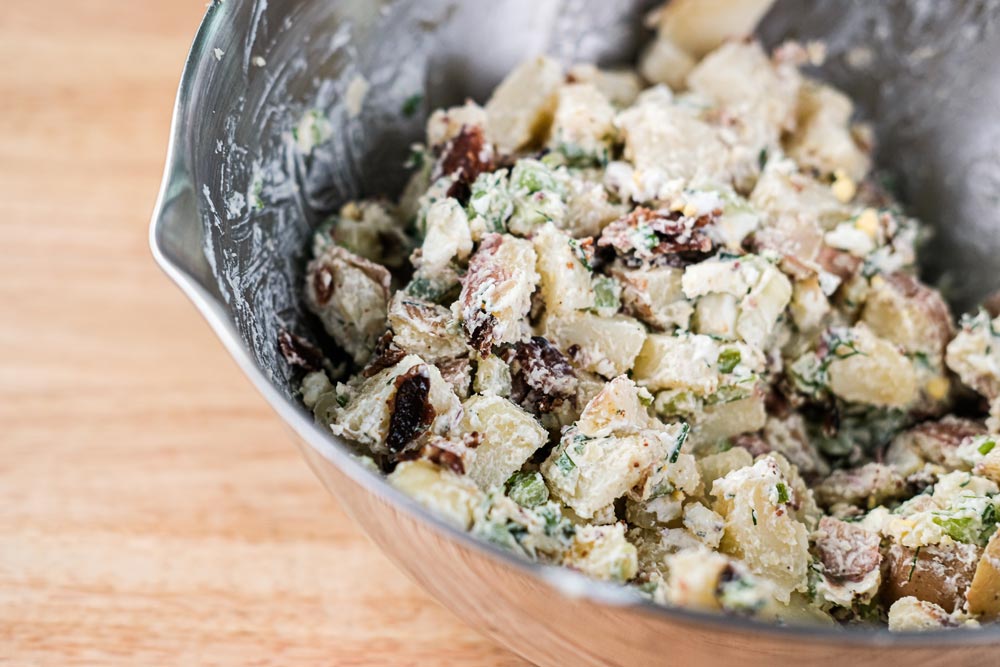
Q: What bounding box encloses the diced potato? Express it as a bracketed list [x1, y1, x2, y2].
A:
[826, 324, 918, 407]
[459, 234, 539, 353]
[533, 223, 595, 315]
[548, 83, 616, 162]
[485, 56, 563, 153]
[968, 530, 1000, 619]
[862, 272, 954, 356]
[750, 156, 854, 234]
[785, 81, 870, 182]
[638, 35, 696, 90]
[687, 39, 799, 139]
[542, 377, 689, 518]
[388, 293, 467, 362]
[566, 64, 642, 107]
[665, 548, 778, 616]
[648, 0, 777, 59]
[304, 245, 392, 365]
[575, 375, 655, 437]
[563, 175, 629, 237]
[682, 255, 792, 349]
[389, 459, 483, 529]
[698, 447, 754, 498]
[419, 198, 472, 274]
[472, 353, 512, 397]
[695, 394, 767, 444]
[564, 523, 638, 582]
[545, 312, 647, 378]
[612, 265, 692, 331]
[615, 98, 729, 201]
[633, 332, 735, 394]
[315, 200, 408, 269]
[883, 541, 981, 613]
[332, 355, 462, 454]
[945, 311, 1000, 401]
[460, 393, 548, 491]
[696, 292, 739, 339]
[683, 502, 726, 549]
[426, 100, 488, 147]
[713, 455, 811, 602]
[789, 276, 830, 332]
[887, 597, 974, 632]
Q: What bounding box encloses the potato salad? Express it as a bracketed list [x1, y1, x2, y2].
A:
[283, 2, 1000, 631]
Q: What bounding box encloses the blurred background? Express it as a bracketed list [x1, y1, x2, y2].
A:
[0, 2, 521, 664]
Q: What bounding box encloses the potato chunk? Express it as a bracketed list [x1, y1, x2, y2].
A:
[389, 459, 483, 530]
[532, 223, 595, 315]
[542, 377, 691, 518]
[485, 56, 563, 153]
[713, 455, 811, 602]
[459, 233, 539, 354]
[826, 324, 917, 408]
[331, 355, 462, 455]
[968, 530, 1000, 619]
[460, 393, 547, 491]
[304, 245, 391, 365]
[545, 312, 646, 378]
[785, 81, 870, 182]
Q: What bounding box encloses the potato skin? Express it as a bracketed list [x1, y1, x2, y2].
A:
[968, 531, 1000, 619]
[882, 542, 980, 613]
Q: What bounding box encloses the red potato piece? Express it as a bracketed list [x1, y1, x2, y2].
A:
[814, 516, 881, 582]
[968, 530, 1000, 619]
[882, 541, 980, 613]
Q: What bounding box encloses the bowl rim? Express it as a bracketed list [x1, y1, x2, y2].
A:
[149, 0, 1000, 647]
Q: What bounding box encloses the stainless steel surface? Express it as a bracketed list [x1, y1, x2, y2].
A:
[150, 1, 1000, 664]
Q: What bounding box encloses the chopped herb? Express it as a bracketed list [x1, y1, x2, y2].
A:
[648, 480, 675, 500]
[405, 145, 426, 169]
[980, 439, 997, 456]
[567, 238, 592, 270]
[554, 451, 576, 475]
[776, 482, 790, 504]
[717, 348, 741, 374]
[758, 148, 768, 170]
[335, 394, 349, 407]
[907, 547, 921, 582]
[669, 423, 690, 463]
[751, 508, 758, 526]
[401, 93, 423, 117]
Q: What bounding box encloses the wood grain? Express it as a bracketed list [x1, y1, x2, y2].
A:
[0, 2, 525, 664]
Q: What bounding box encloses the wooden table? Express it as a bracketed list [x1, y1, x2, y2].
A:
[0, 2, 525, 664]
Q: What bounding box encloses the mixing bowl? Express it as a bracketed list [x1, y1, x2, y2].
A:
[150, 1, 1000, 664]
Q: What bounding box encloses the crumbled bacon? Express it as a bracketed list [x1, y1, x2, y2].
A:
[385, 365, 436, 453]
[278, 329, 324, 372]
[597, 207, 715, 268]
[814, 516, 881, 582]
[433, 124, 495, 200]
[505, 336, 579, 414]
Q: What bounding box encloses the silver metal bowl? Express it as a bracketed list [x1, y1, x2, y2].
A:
[150, 1, 1000, 664]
